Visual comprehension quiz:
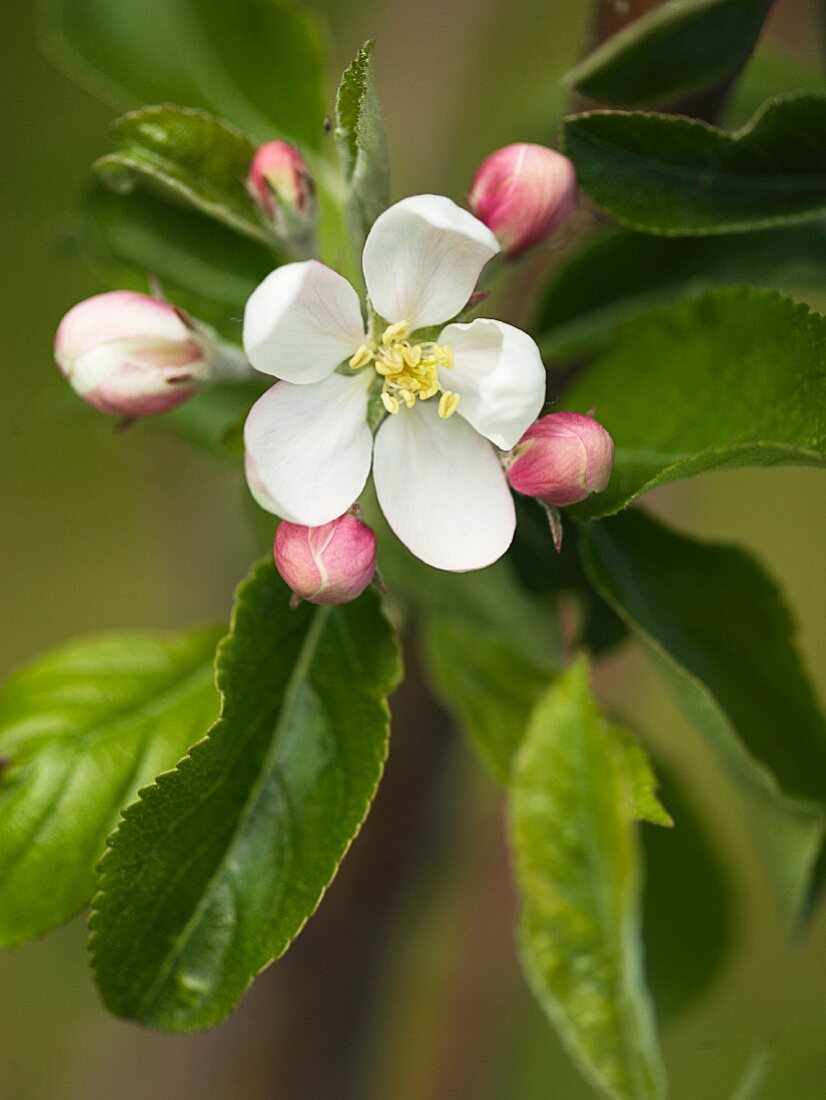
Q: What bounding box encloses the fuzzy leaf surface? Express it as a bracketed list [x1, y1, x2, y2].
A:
[582, 510, 826, 919]
[90, 561, 401, 1031]
[0, 626, 222, 946]
[511, 658, 666, 1100]
[563, 95, 826, 235]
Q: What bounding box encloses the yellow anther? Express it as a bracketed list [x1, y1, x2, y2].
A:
[381, 391, 400, 415]
[438, 391, 461, 419]
[435, 344, 454, 369]
[382, 320, 410, 344]
[399, 388, 416, 409]
[349, 344, 374, 370]
[403, 343, 422, 368]
[420, 382, 439, 400]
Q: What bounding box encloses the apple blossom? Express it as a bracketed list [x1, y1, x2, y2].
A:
[274, 513, 377, 605]
[468, 143, 577, 257]
[243, 194, 547, 572]
[506, 412, 614, 506]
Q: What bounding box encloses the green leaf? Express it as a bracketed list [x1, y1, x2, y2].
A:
[0, 626, 222, 947]
[563, 94, 826, 235]
[422, 620, 553, 784]
[335, 41, 390, 249]
[725, 43, 826, 129]
[95, 106, 270, 245]
[536, 224, 826, 360]
[78, 183, 275, 342]
[511, 658, 666, 1100]
[560, 288, 826, 520]
[608, 727, 673, 829]
[152, 380, 267, 460]
[566, 0, 772, 108]
[90, 560, 401, 1030]
[581, 509, 826, 919]
[42, 0, 327, 147]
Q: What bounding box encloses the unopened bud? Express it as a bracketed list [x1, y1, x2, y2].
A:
[247, 141, 316, 245]
[274, 513, 377, 606]
[468, 143, 577, 257]
[54, 291, 211, 417]
[506, 412, 614, 507]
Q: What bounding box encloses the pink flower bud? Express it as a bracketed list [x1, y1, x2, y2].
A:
[506, 412, 614, 507]
[247, 141, 316, 231]
[54, 291, 210, 417]
[274, 514, 377, 606]
[468, 143, 577, 257]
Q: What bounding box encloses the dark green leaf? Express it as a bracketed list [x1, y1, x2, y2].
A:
[511, 658, 666, 1100]
[560, 289, 826, 520]
[563, 94, 826, 235]
[90, 560, 401, 1031]
[335, 41, 390, 249]
[536, 224, 826, 360]
[96, 106, 269, 245]
[725, 43, 826, 129]
[77, 183, 274, 341]
[581, 509, 826, 918]
[0, 626, 222, 947]
[42, 0, 327, 147]
[566, 0, 772, 108]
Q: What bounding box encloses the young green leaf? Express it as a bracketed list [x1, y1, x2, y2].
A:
[608, 727, 673, 829]
[0, 626, 222, 947]
[560, 288, 826, 520]
[566, 0, 772, 108]
[581, 510, 826, 920]
[535, 224, 826, 360]
[95, 107, 269, 245]
[563, 93, 826, 235]
[90, 560, 401, 1031]
[42, 0, 327, 147]
[79, 183, 275, 342]
[335, 41, 390, 249]
[511, 658, 666, 1100]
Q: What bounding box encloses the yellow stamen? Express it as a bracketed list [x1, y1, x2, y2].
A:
[381, 391, 400, 415]
[382, 320, 410, 344]
[438, 391, 461, 419]
[349, 344, 374, 370]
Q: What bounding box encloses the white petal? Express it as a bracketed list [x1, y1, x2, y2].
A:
[438, 318, 546, 449]
[243, 260, 366, 384]
[362, 195, 499, 332]
[244, 372, 373, 524]
[373, 401, 515, 571]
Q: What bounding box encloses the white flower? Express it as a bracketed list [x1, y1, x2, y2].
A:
[243, 195, 546, 571]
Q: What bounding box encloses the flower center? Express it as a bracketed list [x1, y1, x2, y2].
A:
[349, 321, 460, 420]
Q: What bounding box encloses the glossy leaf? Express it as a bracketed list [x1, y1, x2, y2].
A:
[335, 41, 390, 250]
[0, 626, 222, 946]
[42, 0, 327, 147]
[79, 183, 274, 341]
[90, 560, 401, 1031]
[566, 0, 772, 108]
[582, 510, 826, 918]
[536, 224, 826, 360]
[563, 94, 826, 235]
[560, 289, 826, 520]
[95, 107, 269, 245]
[511, 658, 666, 1100]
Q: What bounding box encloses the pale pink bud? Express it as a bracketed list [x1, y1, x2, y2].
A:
[54, 291, 210, 417]
[274, 514, 377, 606]
[468, 143, 577, 257]
[247, 141, 316, 232]
[507, 412, 614, 507]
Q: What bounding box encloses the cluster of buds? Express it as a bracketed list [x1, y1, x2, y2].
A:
[273, 512, 377, 606]
[468, 143, 577, 257]
[506, 412, 615, 506]
[246, 140, 317, 256]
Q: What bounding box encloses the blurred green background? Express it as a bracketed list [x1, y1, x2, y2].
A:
[1, 0, 825, 1096]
